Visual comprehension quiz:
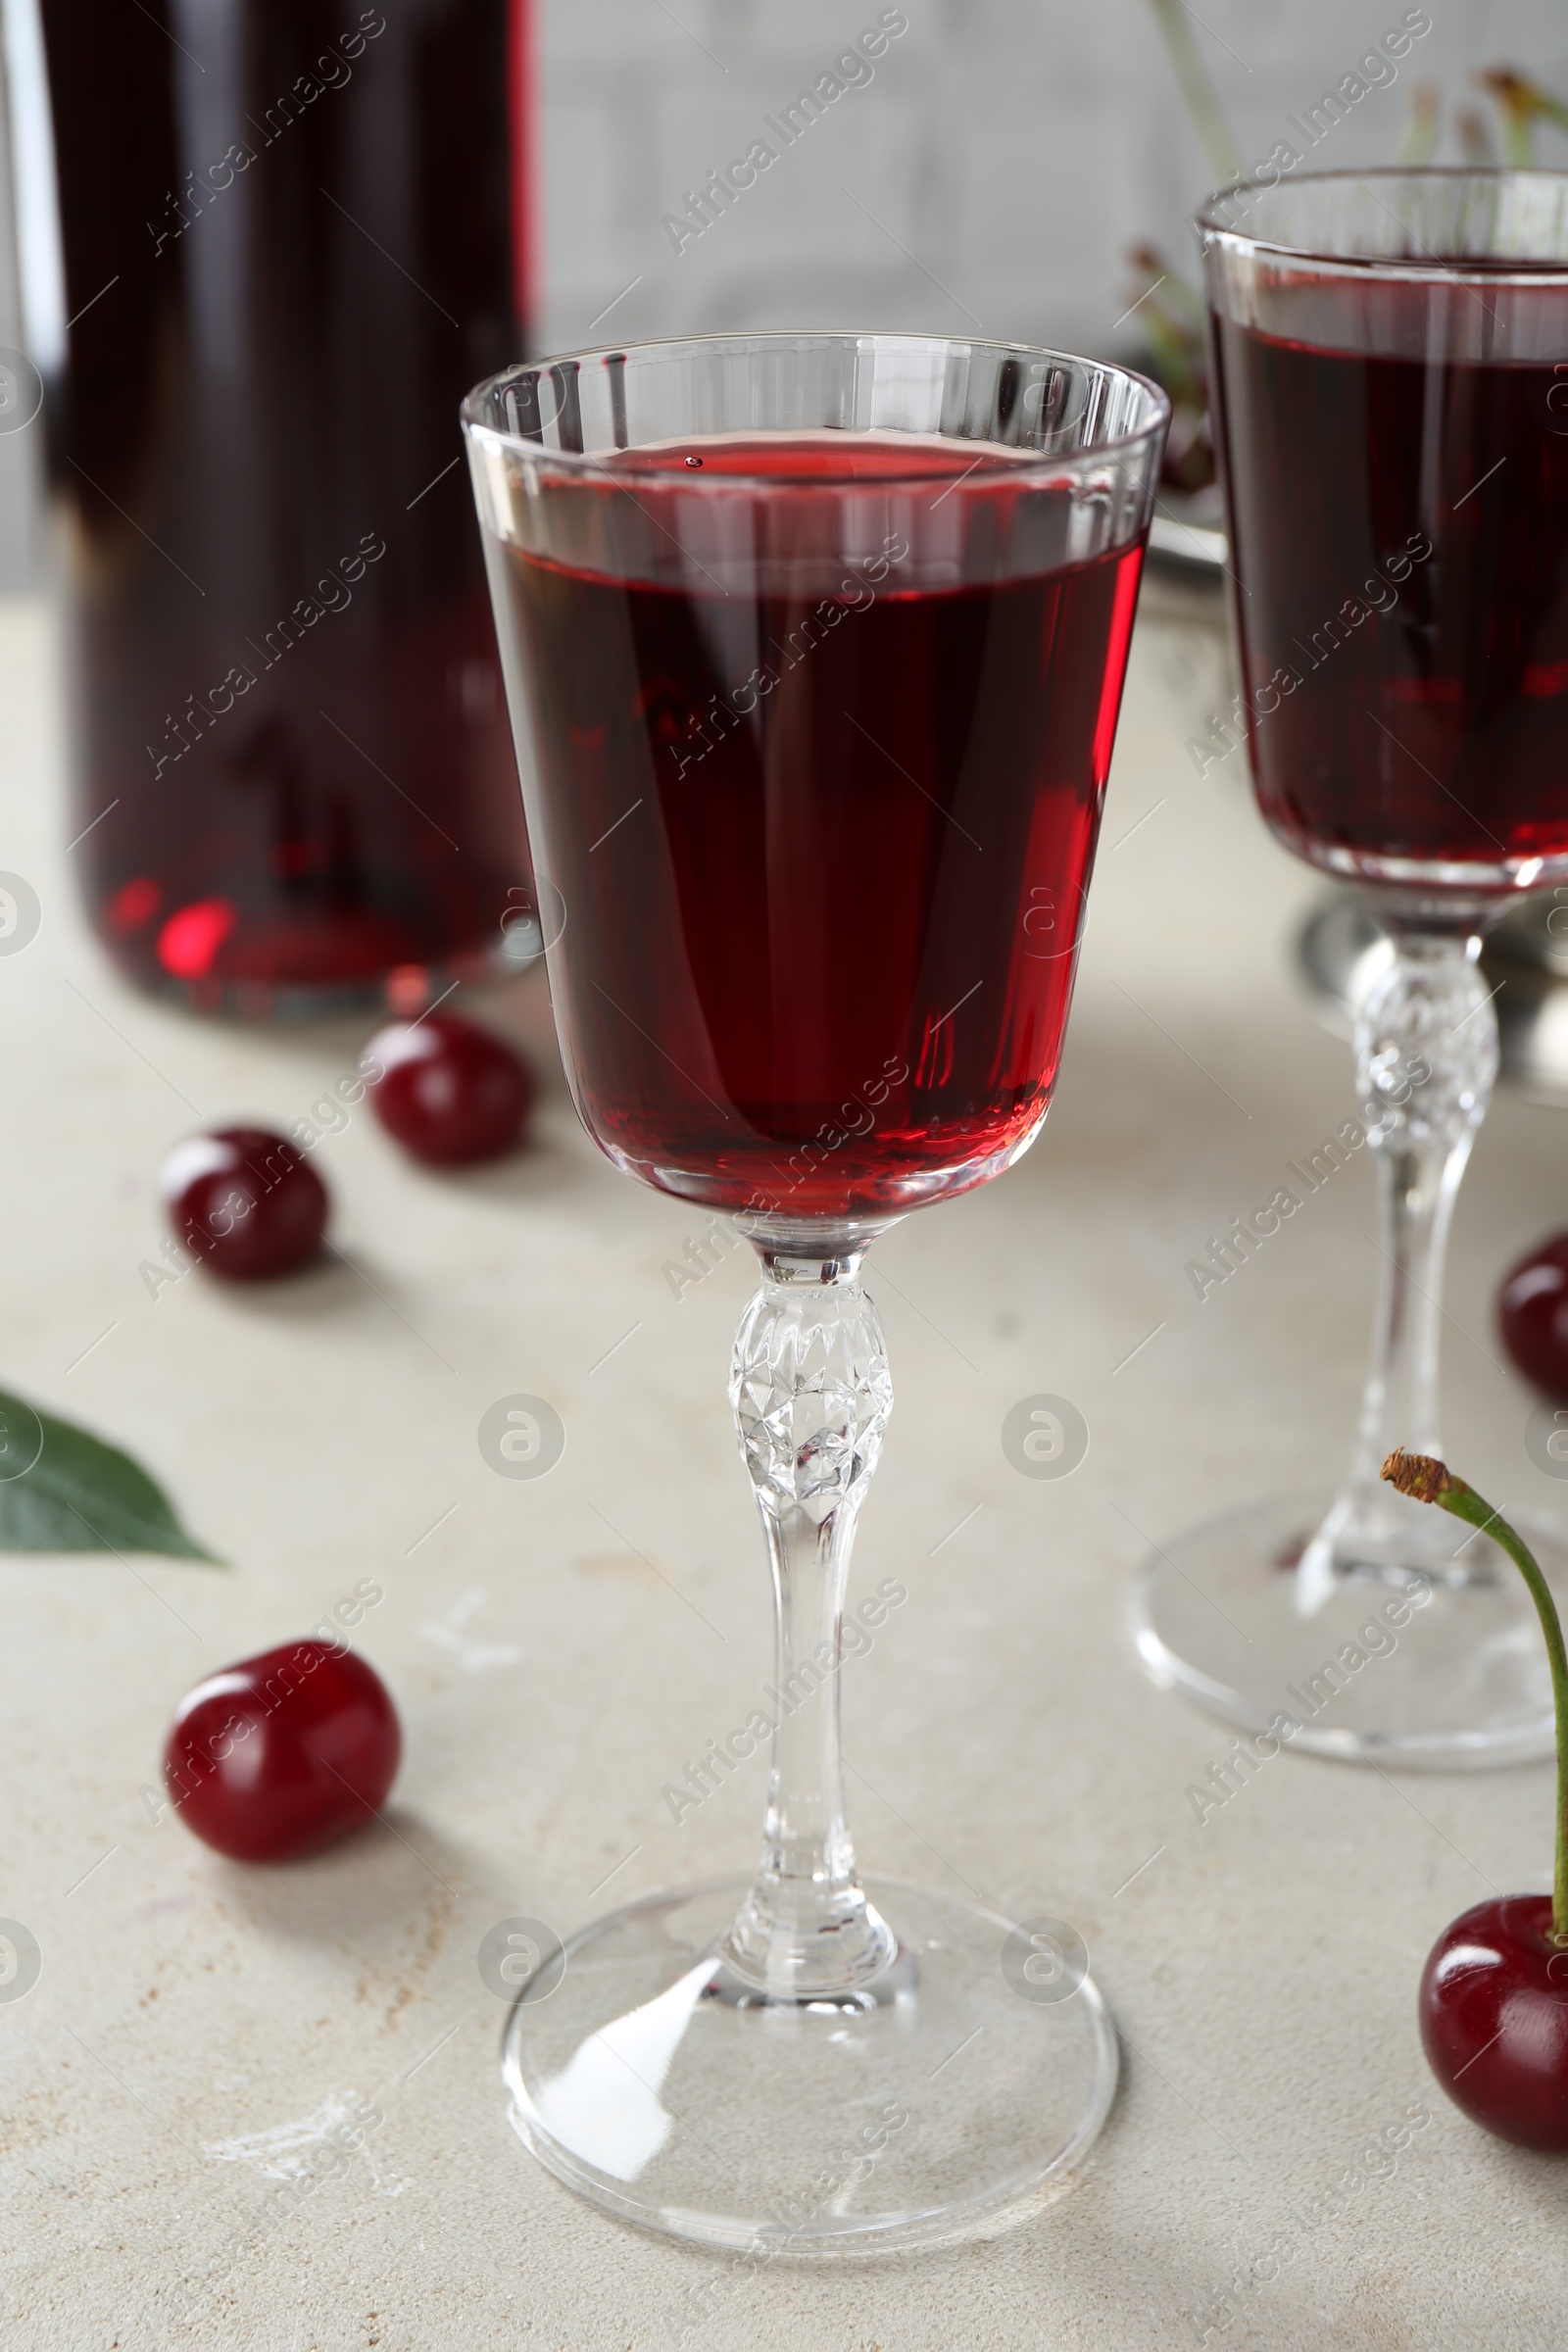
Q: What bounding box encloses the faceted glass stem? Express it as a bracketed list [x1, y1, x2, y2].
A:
[1300, 922, 1498, 1597]
[721, 1239, 898, 1997]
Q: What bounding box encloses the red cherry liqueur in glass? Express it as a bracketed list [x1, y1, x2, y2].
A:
[1209, 279, 1568, 883]
[487, 433, 1142, 1215]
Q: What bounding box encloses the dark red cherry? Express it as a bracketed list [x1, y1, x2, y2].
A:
[1499, 1233, 1568, 1398]
[162, 1126, 328, 1281]
[1419, 1894, 1568, 2150]
[164, 1641, 401, 1863]
[364, 1011, 534, 1165]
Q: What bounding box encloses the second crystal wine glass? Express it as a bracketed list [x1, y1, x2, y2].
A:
[465, 333, 1166, 2247]
[1134, 171, 1568, 1765]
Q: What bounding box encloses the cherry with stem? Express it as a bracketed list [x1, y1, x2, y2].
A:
[1382, 1448, 1568, 2150]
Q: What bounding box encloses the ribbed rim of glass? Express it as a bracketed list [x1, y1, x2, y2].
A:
[1196, 166, 1568, 284]
[461, 329, 1169, 484]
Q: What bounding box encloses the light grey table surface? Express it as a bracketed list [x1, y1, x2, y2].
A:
[1, 583, 1564, 2352]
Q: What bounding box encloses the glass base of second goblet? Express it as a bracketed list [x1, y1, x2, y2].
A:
[501, 1876, 1117, 2254]
[1131, 1491, 1567, 1767]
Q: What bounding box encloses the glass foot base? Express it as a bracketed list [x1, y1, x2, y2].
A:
[1130, 1492, 1567, 1767]
[500, 1876, 1118, 2253]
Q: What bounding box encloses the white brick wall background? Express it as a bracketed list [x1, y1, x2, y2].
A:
[536, 0, 1568, 361]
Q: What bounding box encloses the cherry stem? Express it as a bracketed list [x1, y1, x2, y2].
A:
[1382, 1449, 1568, 1943]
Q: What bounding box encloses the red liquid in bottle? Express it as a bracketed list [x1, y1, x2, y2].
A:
[488, 435, 1143, 1217]
[43, 0, 530, 1012]
[1210, 291, 1568, 886]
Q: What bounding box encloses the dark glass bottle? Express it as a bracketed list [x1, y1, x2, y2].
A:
[40, 0, 531, 1014]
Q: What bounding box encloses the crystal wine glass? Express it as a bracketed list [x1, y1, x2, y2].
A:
[1133, 171, 1568, 1765]
[463, 332, 1166, 2248]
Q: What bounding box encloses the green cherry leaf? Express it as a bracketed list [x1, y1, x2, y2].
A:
[0, 1388, 221, 1562]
